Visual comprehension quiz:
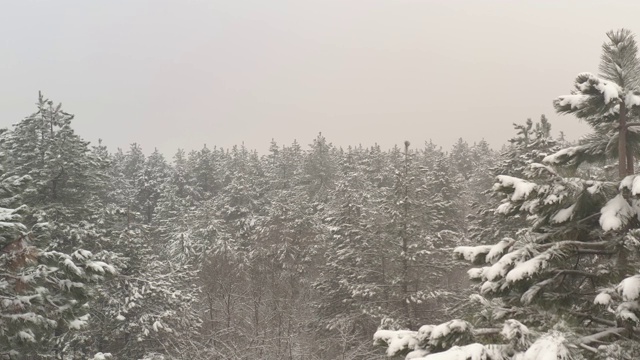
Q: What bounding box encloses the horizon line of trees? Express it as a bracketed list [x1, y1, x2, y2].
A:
[1, 91, 561, 359]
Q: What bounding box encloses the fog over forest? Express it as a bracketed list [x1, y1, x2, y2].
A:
[5, 3, 640, 360]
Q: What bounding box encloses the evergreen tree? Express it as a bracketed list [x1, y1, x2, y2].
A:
[313, 146, 387, 358]
[553, 29, 640, 177]
[373, 29, 640, 359]
[0, 109, 115, 358]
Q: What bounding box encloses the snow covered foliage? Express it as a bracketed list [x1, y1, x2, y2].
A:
[87, 226, 202, 358]
[553, 29, 640, 174]
[374, 318, 579, 359]
[375, 29, 640, 360]
[0, 154, 114, 358]
[467, 117, 559, 246]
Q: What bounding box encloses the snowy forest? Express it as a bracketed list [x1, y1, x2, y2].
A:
[5, 28, 640, 360]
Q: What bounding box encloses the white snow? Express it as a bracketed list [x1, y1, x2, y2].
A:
[485, 249, 526, 281]
[406, 349, 430, 359]
[417, 325, 434, 342]
[86, 261, 117, 274]
[430, 319, 470, 342]
[505, 252, 551, 284]
[520, 199, 540, 214]
[467, 267, 486, 280]
[522, 331, 571, 360]
[616, 302, 640, 323]
[454, 245, 492, 262]
[420, 344, 487, 360]
[600, 194, 634, 231]
[616, 275, 640, 301]
[501, 319, 531, 348]
[529, 163, 557, 176]
[595, 79, 621, 104]
[619, 175, 640, 195]
[495, 202, 512, 214]
[73, 249, 92, 260]
[486, 238, 516, 264]
[63, 258, 85, 276]
[551, 204, 575, 224]
[556, 94, 590, 109]
[480, 281, 500, 294]
[625, 91, 640, 108]
[594, 292, 612, 305]
[18, 330, 36, 342]
[90, 353, 113, 360]
[68, 314, 90, 329]
[543, 194, 560, 205]
[542, 146, 579, 164]
[494, 176, 536, 201]
[620, 175, 635, 190]
[373, 329, 419, 356]
[152, 320, 164, 332]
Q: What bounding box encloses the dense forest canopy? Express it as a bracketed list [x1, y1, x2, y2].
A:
[4, 28, 640, 360]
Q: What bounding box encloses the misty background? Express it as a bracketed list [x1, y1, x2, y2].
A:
[2, 0, 639, 154]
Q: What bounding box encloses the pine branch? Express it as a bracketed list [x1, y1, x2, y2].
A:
[569, 310, 617, 327]
[577, 327, 626, 344]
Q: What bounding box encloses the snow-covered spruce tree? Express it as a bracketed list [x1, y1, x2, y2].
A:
[377, 141, 457, 330]
[373, 30, 640, 359]
[87, 221, 202, 359]
[2, 93, 110, 253]
[66, 144, 203, 359]
[0, 128, 115, 359]
[304, 133, 338, 202]
[468, 116, 561, 246]
[190, 144, 223, 201]
[153, 149, 205, 265]
[420, 141, 464, 234]
[139, 149, 171, 223]
[312, 146, 390, 359]
[552, 29, 640, 177]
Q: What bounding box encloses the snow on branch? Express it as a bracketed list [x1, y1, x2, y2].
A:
[523, 331, 572, 360]
[556, 94, 591, 110]
[600, 194, 634, 231]
[505, 251, 553, 284]
[542, 146, 581, 165]
[616, 275, 640, 301]
[453, 245, 492, 264]
[373, 319, 580, 360]
[555, 72, 622, 109]
[619, 174, 640, 195]
[454, 238, 517, 266]
[493, 176, 536, 201]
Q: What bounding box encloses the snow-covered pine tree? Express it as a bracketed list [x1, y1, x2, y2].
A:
[79, 145, 202, 359]
[304, 133, 338, 202]
[154, 149, 204, 264]
[553, 29, 640, 177]
[313, 146, 389, 359]
[139, 149, 170, 223]
[245, 140, 321, 358]
[379, 142, 451, 330]
[188, 145, 221, 201]
[468, 116, 561, 246]
[373, 29, 640, 359]
[86, 220, 202, 359]
[0, 127, 115, 358]
[450, 138, 475, 181]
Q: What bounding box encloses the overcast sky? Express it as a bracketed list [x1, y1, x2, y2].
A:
[2, 0, 640, 156]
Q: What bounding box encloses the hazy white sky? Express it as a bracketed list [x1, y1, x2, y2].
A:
[2, 0, 639, 155]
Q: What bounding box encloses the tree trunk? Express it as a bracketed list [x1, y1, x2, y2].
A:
[619, 105, 628, 178]
[627, 144, 635, 176]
